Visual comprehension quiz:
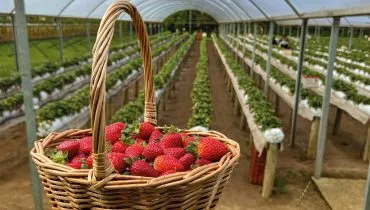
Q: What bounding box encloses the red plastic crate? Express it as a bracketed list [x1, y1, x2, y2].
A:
[249, 144, 267, 185]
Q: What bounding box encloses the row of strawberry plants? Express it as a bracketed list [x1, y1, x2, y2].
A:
[215, 35, 283, 131]
[0, 32, 171, 94]
[232, 35, 323, 110]
[0, 33, 176, 120]
[187, 38, 212, 128]
[238, 35, 370, 108]
[36, 34, 189, 134]
[110, 35, 194, 124]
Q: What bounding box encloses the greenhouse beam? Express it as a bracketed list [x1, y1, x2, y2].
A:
[14, 0, 43, 209]
[290, 19, 308, 148]
[86, 20, 91, 51]
[11, 14, 19, 71]
[363, 163, 370, 210]
[264, 21, 274, 96]
[314, 17, 341, 179]
[349, 27, 354, 49]
[57, 17, 64, 62]
[251, 22, 257, 77]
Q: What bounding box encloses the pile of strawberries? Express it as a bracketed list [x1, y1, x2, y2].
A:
[48, 121, 229, 177]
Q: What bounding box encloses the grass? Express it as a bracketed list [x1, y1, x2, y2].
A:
[0, 35, 128, 78]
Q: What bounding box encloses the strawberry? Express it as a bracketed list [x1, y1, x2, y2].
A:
[112, 141, 127, 153]
[154, 155, 184, 172]
[125, 143, 144, 158]
[148, 129, 162, 144]
[79, 136, 93, 155]
[86, 155, 93, 168]
[160, 133, 183, 149]
[160, 170, 176, 176]
[179, 154, 196, 170]
[106, 122, 125, 144]
[164, 147, 185, 159]
[136, 122, 155, 140]
[108, 152, 127, 173]
[197, 137, 228, 161]
[143, 143, 163, 161]
[57, 140, 80, 158]
[195, 159, 212, 166]
[67, 161, 83, 169]
[131, 160, 159, 177]
[70, 152, 86, 163]
[135, 138, 144, 144]
[182, 136, 196, 148]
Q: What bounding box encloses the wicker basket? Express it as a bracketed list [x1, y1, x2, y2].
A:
[30, 1, 240, 209]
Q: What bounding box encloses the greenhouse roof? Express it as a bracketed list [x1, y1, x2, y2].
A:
[1, 0, 370, 25]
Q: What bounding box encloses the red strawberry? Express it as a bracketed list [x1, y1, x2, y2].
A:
[70, 153, 86, 163]
[131, 160, 159, 177]
[195, 159, 212, 166]
[160, 133, 183, 149]
[135, 138, 144, 144]
[182, 136, 196, 148]
[125, 143, 144, 158]
[154, 155, 184, 172]
[79, 136, 93, 155]
[87, 155, 93, 168]
[198, 137, 229, 161]
[136, 122, 155, 140]
[57, 140, 80, 158]
[160, 170, 176, 176]
[179, 154, 196, 170]
[106, 122, 125, 144]
[149, 129, 162, 144]
[108, 152, 127, 173]
[67, 161, 82, 169]
[164, 147, 185, 159]
[142, 143, 163, 161]
[112, 141, 127, 153]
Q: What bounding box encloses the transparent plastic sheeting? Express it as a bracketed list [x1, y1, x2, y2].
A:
[277, 16, 370, 27]
[0, 0, 370, 24]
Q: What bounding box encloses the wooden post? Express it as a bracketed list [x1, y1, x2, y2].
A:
[275, 93, 280, 114]
[123, 88, 129, 105]
[332, 108, 342, 135]
[134, 79, 139, 98]
[262, 143, 279, 199]
[233, 96, 240, 115]
[363, 124, 370, 161]
[307, 117, 320, 159]
[239, 114, 246, 130]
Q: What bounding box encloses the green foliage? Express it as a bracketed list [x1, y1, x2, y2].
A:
[188, 38, 212, 128]
[215, 35, 283, 131]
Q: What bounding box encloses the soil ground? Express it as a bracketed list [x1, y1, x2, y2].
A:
[0, 38, 367, 209]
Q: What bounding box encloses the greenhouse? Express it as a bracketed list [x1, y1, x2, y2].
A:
[1, 0, 370, 209]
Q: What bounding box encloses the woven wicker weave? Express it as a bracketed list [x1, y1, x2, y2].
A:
[30, 1, 240, 209]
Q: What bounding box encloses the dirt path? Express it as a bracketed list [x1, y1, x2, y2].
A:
[158, 42, 199, 127]
[206, 40, 329, 210]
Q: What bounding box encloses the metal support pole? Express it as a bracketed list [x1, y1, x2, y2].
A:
[248, 22, 251, 34]
[157, 23, 160, 36]
[252, 23, 257, 69]
[119, 21, 123, 43]
[86, 20, 91, 51]
[283, 25, 286, 35]
[363, 163, 370, 210]
[264, 22, 274, 96]
[277, 24, 280, 35]
[314, 17, 341, 179]
[150, 23, 153, 35]
[11, 14, 19, 71]
[14, 0, 43, 209]
[189, 10, 192, 34]
[349, 27, 354, 49]
[242, 22, 247, 54]
[290, 19, 308, 148]
[129, 22, 133, 40]
[289, 26, 292, 37]
[296, 26, 299, 40]
[57, 17, 64, 63]
[317, 26, 321, 43]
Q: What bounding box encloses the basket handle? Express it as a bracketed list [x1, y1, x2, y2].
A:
[90, 0, 155, 178]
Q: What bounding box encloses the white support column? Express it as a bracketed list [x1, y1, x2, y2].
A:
[264, 22, 275, 95]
